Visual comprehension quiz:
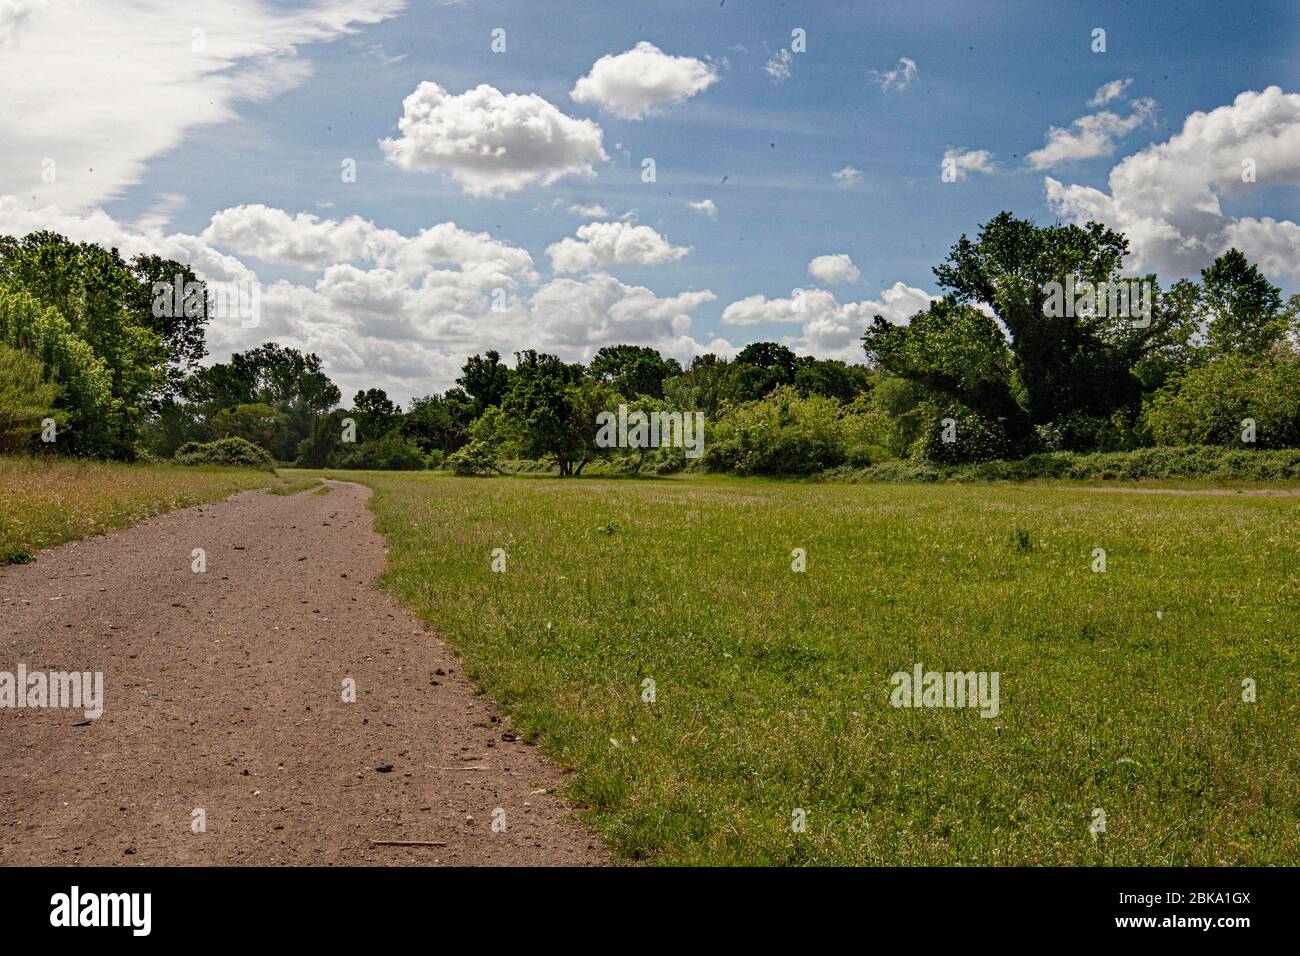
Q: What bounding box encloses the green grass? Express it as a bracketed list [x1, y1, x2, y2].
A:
[294, 469, 1299, 866]
[268, 472, 324, 495]
[0, 455, 275, 556]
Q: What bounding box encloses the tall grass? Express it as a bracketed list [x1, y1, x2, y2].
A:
[0, 455, 274, 559]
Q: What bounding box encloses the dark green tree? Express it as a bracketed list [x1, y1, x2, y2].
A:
[457, 350, 512, 411]
[1199, 249, 1291, 357]
[350, 388, 401, 441]
[588, 344, 682, 399]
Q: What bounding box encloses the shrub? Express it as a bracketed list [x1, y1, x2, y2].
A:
[829, 445, 1300, 483]
[0, 285, 116, 455]
[1144, 354, 1300, 449]
[918, 403, 1014, 464]
[446, 439, 502, 475]
[703, 386, 853, 476]
[0, 343, 60, 451]
[295, 412, 347, 468]
[174, 436, 276, 470]
[336, 434, 425, 470]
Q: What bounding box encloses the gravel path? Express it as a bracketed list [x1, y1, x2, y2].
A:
[0, 480, 605, 866]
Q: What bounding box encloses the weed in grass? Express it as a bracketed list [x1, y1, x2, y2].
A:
[268, 472, 324, 496]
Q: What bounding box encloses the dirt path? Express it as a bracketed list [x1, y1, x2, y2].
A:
[0, 480, 605, 866]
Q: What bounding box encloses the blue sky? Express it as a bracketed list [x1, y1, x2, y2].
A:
[2, 0, 1298, 400]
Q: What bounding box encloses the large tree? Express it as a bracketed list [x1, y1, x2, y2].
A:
[732, 341, 798, 402]
[402, 389, 477, 454]
[457, 349, 512, 411]
[1197, 248, 1295, 358]
[499, 350, 604, 475]
[588, 344, 682, 399]
[869, 212, 1194, 453]
[0, 232, 204, 407]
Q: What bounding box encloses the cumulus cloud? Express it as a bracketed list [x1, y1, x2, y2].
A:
[721, 281, 936, 362]
[380, 82, 608, 196]
[547, 221, 690, 274]
[942, 147, 996, 180]
[1025, 97, 1157, 170]
[568, 203, 611, 218]
[871, 57, 918, 92]
[688, 198, 718, 218]
[570, 41, 719, 119]
[0, 196, 725, 399]
[1044, 86, 1300, 281]
[832, 165, 864, 188]
[1089, 78, 1133, 107]
[0, 0, 406, 211]
[807, 254, 860, 284]
[201, 204, 537, 285]
[765, 49, 792, 82]
[528, 273, 722, 361]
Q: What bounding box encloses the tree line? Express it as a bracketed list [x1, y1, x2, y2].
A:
[2, 214, 1297, 476]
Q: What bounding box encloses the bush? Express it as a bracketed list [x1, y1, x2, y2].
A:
[918, 403, 1014, 464]
[827, 445, 1300, 483]
[446, 439, 501, 475]
[0, 343, 60, 451]
[295, 413, 346, 468]
[336, 434, 426, 470]
[0, 285, 116, 455]
[174, 436, 276, 470]
[702, 386, 854, 476]
[1144, 354, 1300, 449]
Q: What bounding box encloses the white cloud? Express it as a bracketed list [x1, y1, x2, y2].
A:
[570, 41, 719, 119]
[201, 204, 537, 284]
[1025, 97, 1156, 170]
[380, 82, 608, 196]
[1044, 86, 1300, 281]
[807, 254, 860, 285]
[721, 282, 936, 362]
[132, 193, 189, 234]
[547, 221, 690, 274]
[765, 49, 792, 82]
[832, 165, 864, 188]
[528, 273, 722, 362]
[0, 196, 726, 399]
[1089, 78, 1133, 107]
[567, 203, 611, 218]
[871, 57, 918, 92]
[688, 198, 718, 218]
[942, 147, 997, 180]
[0, 0, 406, 212]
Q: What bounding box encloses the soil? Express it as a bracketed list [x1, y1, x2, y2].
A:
[0, 480, 606, 866]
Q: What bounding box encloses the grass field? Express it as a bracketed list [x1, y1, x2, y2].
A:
[296, 469, 1298, 865]
[0, 456, 276, 561]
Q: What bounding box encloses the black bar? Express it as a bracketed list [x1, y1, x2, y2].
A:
[0, 866, 1284, 941]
